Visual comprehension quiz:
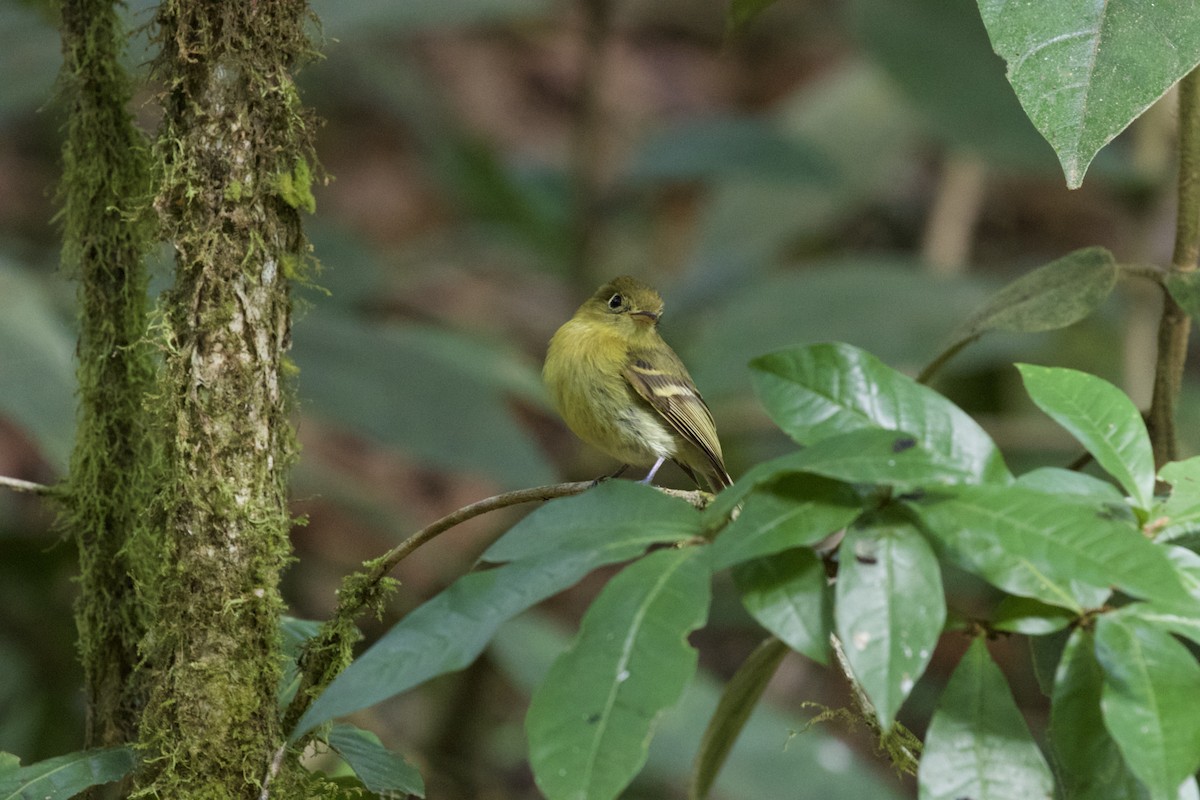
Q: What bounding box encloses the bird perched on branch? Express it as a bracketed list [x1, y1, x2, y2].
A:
[543, 276, 732, 492]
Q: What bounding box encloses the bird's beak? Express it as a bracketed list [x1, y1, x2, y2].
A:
[630, 310, 659, 324]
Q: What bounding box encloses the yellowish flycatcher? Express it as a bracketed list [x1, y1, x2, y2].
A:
[543, 276, 732, 491]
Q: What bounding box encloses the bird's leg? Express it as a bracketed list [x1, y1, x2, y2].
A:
[640, 456, 666, 485]
[590, 463, 629, 487]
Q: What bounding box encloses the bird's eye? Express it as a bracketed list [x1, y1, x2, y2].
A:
[607, 293, 623, 310]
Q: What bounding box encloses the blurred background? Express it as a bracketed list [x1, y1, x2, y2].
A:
[0, 0, 1194, 796]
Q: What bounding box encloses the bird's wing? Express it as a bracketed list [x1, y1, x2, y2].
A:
[623, 347, 731, 487]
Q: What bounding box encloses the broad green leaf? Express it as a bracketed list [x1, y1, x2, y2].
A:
[848, 0, 1056, 167]
[835, 519, 945, 729]
[1018, 363, 1154, 510]
[928, 248, 1118, 374]
[689, 637, 788, 800]
[734, 548, 831, 664]
[992, 595, 1075, 635]
[704, 428, 980, 523]
[978, 0, 1200, 187]
[912, 484, 1190, 612]
[0, 747, 136, 800]
[327, 724, 425, 798]
[710, 474, 861, 570]
[492, 614, 905, 800]
[751, 343, 1009, 483]
[1051, 627, 1149, 800]
[280, 617, 322, 707]
[293, 483, 701, 738]
[527, 547, 711, 800]
[918, 638, 1053, 800]
[1155, 457, 1200, 540]
[293, 309, 553, 488]
[1096, 611, 1200, 800]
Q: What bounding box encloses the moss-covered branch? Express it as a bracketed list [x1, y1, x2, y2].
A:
[57, 0, 158, 752]
[132, 1, 317, 796]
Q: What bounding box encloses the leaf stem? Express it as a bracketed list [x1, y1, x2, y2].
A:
[1149, 68, 1200, 467]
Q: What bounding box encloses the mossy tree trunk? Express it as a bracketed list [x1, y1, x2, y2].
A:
[60, 0, 317, 796]
[130, 2, 316, 796]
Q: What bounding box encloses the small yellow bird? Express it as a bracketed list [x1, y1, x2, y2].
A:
[543, 276, 732, 492]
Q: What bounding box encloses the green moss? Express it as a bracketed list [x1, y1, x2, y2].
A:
[277, 158, 316, 214]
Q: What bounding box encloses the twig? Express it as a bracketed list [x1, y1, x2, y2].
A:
[0, 475, 53, 496]
[282, 479, 711, 734]
[829, 633, 921, 774]
[258, 744, 286, 800]
[1149, 68, 1200, 467]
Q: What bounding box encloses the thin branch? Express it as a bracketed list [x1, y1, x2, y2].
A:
[0, 475, 53, 496]
[281, 479, 711, 735]
[1149, 68, 1200, 467]
[829, 633, 922, 774]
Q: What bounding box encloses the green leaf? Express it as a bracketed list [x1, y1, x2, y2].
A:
[1155, 456, 1200, 540]
[527, 547, 711, 800]
[734, 548, 832, 664]
[492, 614, 906, 800]
[710, 474, 861, 570]
[751, 343, 1009, 483]
[704, 428, 981, 523]
[918, 638, 1054, 800]
[835, 518, 945, 729]
[930, 248, 1118, 372]
[1018, 363, 1154, 510]
[978, 0, 1200, 187]
[293, 483, 702, 738]
[327, 724, 425, 798]
[992, 595, 1075, 635]
[689, 637, 788, 800]
[0, 747, 136, 800]
[1051, 627, 1148, 800]
[1095, 611, 1200, 800]
[293, 309, 553, 489]
[912, 484, 1190, 612]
